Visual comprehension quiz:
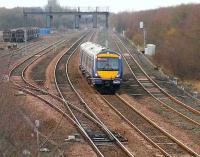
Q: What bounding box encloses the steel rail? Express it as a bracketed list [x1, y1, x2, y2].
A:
[61, 32, 135, 157]
[114, 34, 200, 127]
[111, 35, 200, 157]
[15, 31, 110, 147]
[115, 34, 200, 115]
[116, 94, 200, 157]
[10, 31, 135, 157]
[0, 40, 42, 59]
[20, 31, 128, 141]
[122, 36, 200, 104]
[96, 87, 199, 156]
[97, 93, 171, 157]
[7, 37, 74, 156]
[54, 32, 106, 157]
[16, 85, 106, 154]
[9, 32, 109, 157]
[9, 37, 66, 77]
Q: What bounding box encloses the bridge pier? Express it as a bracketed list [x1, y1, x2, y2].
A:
[46, 15, 53, 28]
[106, 14, 109, 28]
[75, 15, 80, 29]
[46, 7, 53, 28]
[49, 15, 53, 28]
[93, 13, 97, 28]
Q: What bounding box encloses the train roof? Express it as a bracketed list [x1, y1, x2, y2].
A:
[3, 27, 39, 32]
[80, 42, 119, 57]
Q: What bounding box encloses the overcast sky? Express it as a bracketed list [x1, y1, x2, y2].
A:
[0, 0, 199, 12]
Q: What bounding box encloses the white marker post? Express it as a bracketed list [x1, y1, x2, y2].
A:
[35, 120, 40, 157]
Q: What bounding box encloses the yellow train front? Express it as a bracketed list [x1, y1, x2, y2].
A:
[80, 42, 123, 92]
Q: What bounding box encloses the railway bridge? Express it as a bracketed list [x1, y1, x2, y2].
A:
[23, 7, 109, 29]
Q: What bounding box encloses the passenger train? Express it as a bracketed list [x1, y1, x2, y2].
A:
[79, 42, 123, 91]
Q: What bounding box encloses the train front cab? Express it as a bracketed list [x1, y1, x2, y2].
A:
[92, 51, 122, 91]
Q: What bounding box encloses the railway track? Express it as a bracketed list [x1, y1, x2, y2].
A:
[0, 35, 67, 81]
[113, 34, 200, 130]
[99, 93, 199, 157]
[63, 30, 200, 156]
[103, 32, 198, 156]
[9, 31, 134, 157]
[117, 36, 200, 104]
[8, 34, 91, 156]
[8, 38, 72, 156]
[8, 29, 199, 156]
[116, 34, 200, 113]
[10, 38, 67, 78]
[151, 74, 200, 111]
[55, 31, 134, 157]
[0, 39, 43, 59]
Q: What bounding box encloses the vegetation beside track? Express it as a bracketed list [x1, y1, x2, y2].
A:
[110, 4, 200, 80]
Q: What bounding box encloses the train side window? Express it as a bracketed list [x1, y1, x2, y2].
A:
[88, 57, 92, 70]
[82, 51, 86, 67]
[91, 57, 94, 67]
[85, 52, 88, 66]
[86, 54, 89, 69]
[80, 49, 83, 64]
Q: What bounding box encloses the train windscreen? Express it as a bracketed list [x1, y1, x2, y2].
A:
[97, 57, 119, 71]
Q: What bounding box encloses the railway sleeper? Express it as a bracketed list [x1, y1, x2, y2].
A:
[88, 131, 128, 143]
[137, 78, 149, 82]
[156, 142, 176, 145]
[142, 83, 154, 87]
[176, 95, 188, 98]
[147, 89, 161, 93]
[158, 97, 170, 100]
[130, 84, 140, 87]
[129, 93, 144, 96]
[151, 136, 175, 144]
[34, 79, 44, 85]
[153, 94, 167, 99]
[149, 91, 163, 95]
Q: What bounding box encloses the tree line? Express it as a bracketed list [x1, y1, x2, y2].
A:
[110, 4, 200, 80]
[0, 0, 82, 30]
[0, 0, 106, 31]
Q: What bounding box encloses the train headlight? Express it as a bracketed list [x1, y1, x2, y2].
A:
[113, 80, 120, 84]
[95, 73, 98, 77]
[116, 73, 120, 78]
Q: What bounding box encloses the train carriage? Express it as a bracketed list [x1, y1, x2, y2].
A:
[15, 27, 39, 42]
[80, 42, 123, 91]
[10, 30, 16, 42]
[15, 28, 25, 42]
[3, 27, 39, 43]
[3, 29, 12, 42]
[3, 29, 17, 42]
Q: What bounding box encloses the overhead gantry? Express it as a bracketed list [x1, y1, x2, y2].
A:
[23, 7, 109, 29]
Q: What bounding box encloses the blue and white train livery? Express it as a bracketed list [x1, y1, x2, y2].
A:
[79, 42, 123, 91]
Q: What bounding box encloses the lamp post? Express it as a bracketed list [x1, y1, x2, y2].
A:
[140, 21, 146, 50]
[25, 28, 27, 55]
[24, 13, 28, 56]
